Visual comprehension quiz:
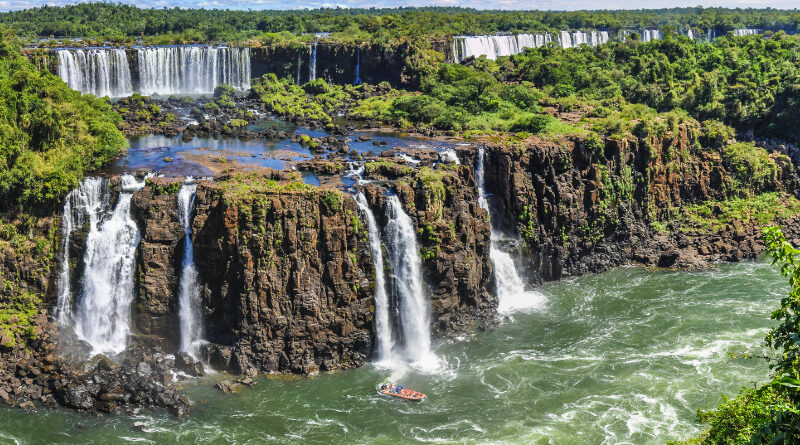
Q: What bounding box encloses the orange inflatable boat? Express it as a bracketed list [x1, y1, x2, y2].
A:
[379, 384, 426, 401]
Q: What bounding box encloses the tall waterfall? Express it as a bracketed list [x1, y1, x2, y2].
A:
[177, 180, 203, 355]
[72, 174, 147, 354]
[355, 192, 393, 360]
[56, 48, 133, 97]
[57, 177, 110, 324]
[137, 46, 251, 96]
[295, 49, 302, 85]
[309, 43, 317, 82]
[353, 47, 362, 86]
[476, 147, 545, 314]
[385, 195, 432, 364]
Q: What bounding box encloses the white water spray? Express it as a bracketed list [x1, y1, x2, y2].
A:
[476, 147, 546, 314]
[57, 177, 110, 324]
[355, 192, 393, 360]
[385, 195, 433, 365]
[74, 174, 147, 354]
[309, 43, 317, 82]
[177, 180, 203, 356]
[56, 48, 133, 97]
[137, 46, 251, 96]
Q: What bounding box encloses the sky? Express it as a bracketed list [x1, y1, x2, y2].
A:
[0, 0, 799, 12]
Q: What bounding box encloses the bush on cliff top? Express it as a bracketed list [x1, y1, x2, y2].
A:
[0, 25, 126, 212]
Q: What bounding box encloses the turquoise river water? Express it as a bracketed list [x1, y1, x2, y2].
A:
[0, 260, 786, 444]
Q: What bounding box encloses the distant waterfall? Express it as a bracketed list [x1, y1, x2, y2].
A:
[57, 177, 110, 325]
[687, 29, 695, 40]
[453, 31, 609, 62]
[733, 28, 760, 37]
[355, 192, 393, 360]
[56, 48, 133, 97]
[641, 29, 662, 43]
[309, 43, 317, 82]
[72, 174, 147, 354]
[137, 46, 251, 96]
[385, 195, 432, 363]
[295, 49, 302, 85]
[177, 180, 203, 356]
[476, 147, 545, 314]
[353, 47, 362, 86]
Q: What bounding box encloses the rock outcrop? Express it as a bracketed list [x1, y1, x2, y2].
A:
[190, 176, 376, 374]
[476, 126, 800, 282]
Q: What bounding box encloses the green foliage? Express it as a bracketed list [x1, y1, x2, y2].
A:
[681, 192, 800, 232]
[0, 289, 41, 348]
[0, 25, 126, 213]
[722, 142, 778, 193]
[251, 74, 332, 123]
[321, 190, 343, 214]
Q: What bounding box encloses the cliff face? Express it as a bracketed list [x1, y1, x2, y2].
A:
[130, 181, 184, 347]
[189, 182, 375, 374]
[478, 127, 800, 282]
[251, 43, 408, 87]
[361, 164, 496, 335]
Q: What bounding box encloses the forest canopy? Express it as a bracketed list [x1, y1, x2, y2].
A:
[0, 25, 126, 212]
[1, 4, 799, 44]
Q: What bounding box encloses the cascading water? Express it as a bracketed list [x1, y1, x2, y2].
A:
[73, 174, 147, 355]
[734, 28, 760, 37]
[476, 147, 545, 314]
[177, 180, 203, 356]
[137, 46, 251, 96]
[56, 46, 250, 97]
[353, 47, 362, 86]
[384, 195, 433, 365]
[56, 48, 133, 97]
[454, 31, 608, 62]
[641, 29, 662, 43]
[354, 192, 393, 360]
[295, 49, 302, 85]
[309, 43, 317, 82]
[56, 177, 110, 324]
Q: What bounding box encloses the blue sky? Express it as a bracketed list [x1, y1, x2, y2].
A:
[0, 0, 798, 11]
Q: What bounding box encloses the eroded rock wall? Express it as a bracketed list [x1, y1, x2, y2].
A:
[478, 127, 800, 282]
[189, 183, 376, 374]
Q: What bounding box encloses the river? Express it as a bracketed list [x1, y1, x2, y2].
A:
[0, 260, 782, 444]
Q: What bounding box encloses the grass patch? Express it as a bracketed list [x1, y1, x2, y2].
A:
[680, 192, 800, 232]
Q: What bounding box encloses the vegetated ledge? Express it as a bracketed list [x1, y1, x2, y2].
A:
[474, 124, 800, 283]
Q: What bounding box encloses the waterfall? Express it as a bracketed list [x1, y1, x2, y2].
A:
[295, 49, 301, 85]
[137, 46, 251, 96]
[56, 177, 110, 324]
[641, 29, 662, 43]
[734, 28, 760, 37]
[452, 35, 518, 63]
[687, 29, 695, 40]
[385, 195, 432, 364]
[73, 174, 147, 355]
[309, 43, 317, 82]
[353, 47, 362, 86]
[355, 192, 393, 360]
[177, 180, 203, 356]
[56, 48, 133, 97]
[476, 147, 545, 314]
[56, 46, 250, 97]
[454, 30, 608, 62]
